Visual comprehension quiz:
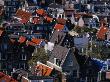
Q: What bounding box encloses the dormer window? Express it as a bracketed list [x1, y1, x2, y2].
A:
[54, 58, 61, 66]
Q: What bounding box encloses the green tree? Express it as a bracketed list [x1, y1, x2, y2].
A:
[28, 48, 49, 66]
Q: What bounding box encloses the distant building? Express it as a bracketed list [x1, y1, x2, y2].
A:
[48, 45, 80, 82]
[0, 29, 35, 74]
[4, 0, 25, 20]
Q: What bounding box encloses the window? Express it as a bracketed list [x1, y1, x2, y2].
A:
[73, 70, 77, 78]
[19, 63, 26, 69]
[54, 58, 61, 66]
[21, 54, 27, 60]
[68, 60, 73, 66]
[7, 1, 11, 5]
[37, 27, 40, 30]
[21, 47, 25, 52]
[12, 2, 16, 5]
[4, 44, 7, 50]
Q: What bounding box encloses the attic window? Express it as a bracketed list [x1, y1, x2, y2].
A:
[54, 58, 61, 66]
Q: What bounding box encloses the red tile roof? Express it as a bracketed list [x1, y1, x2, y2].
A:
[26, 41, 36, 46]
[54, 24, 64, 31]
[97, 24, 108, 40]
[0, 72, 18, 82]
[16, 9, 31, 23]
[26, 38, 43, 46]
[20, 19, 28, 24]
[36, 9, 45, 16]
[44, 16, 53, 22]
[18, 36, 26, 43]
[35, 63, 53, 76]
[31, 38, 43, 45]
[57, 18, 66, 25]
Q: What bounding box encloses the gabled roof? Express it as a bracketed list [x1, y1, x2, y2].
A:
[18, 36, 26, 43]
[57, 18, 66, 25]
[20, 19, 28, 24]
[16, 9, 32, 23]
[97, 23, 108, 40]
[50, 30, 66, 45]
[26, 41, 36, 46]
[49, 45, 69, 63]
[49, 3, 63, 9]
[54, 24, 64, 31]
[36, 9, 45, 16]
[26, 38, 44, 46]
[31, 38, 43, 45]
[44, 16, 53, 22]
[35, 62, 53, 76]
[0, 72, 18, 82]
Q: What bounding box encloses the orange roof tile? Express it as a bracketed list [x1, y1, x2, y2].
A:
[26, 41, 36, 46]
[36, 9, 45, 15]
[0, 72, 18, 82]
[97, 24, 108, 40]
[54, 24, 64, 31]
[16, 9, 31, 22]
[18, 36, 26, 43]
[35, 63, 53, 76]
[31, 38, 42, 45]
[57, 18, 66, 25]
[45, 16, 53, 22]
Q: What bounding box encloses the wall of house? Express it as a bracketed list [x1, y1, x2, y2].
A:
[4, 0, 21, 20]
[62, 50, 79, 79]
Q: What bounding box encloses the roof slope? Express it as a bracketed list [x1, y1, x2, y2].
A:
[50, 30, 66, 45]
[49, 45, 69, 63]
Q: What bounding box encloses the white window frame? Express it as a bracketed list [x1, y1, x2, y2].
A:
[21, 54, 27, 60]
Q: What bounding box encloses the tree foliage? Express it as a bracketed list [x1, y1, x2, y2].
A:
[28, 48, 49, 66]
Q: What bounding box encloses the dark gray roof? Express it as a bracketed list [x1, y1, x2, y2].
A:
[49, 3, 63, 9]
[49, 45, 69, 63]
[50, 30, 66, 45]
